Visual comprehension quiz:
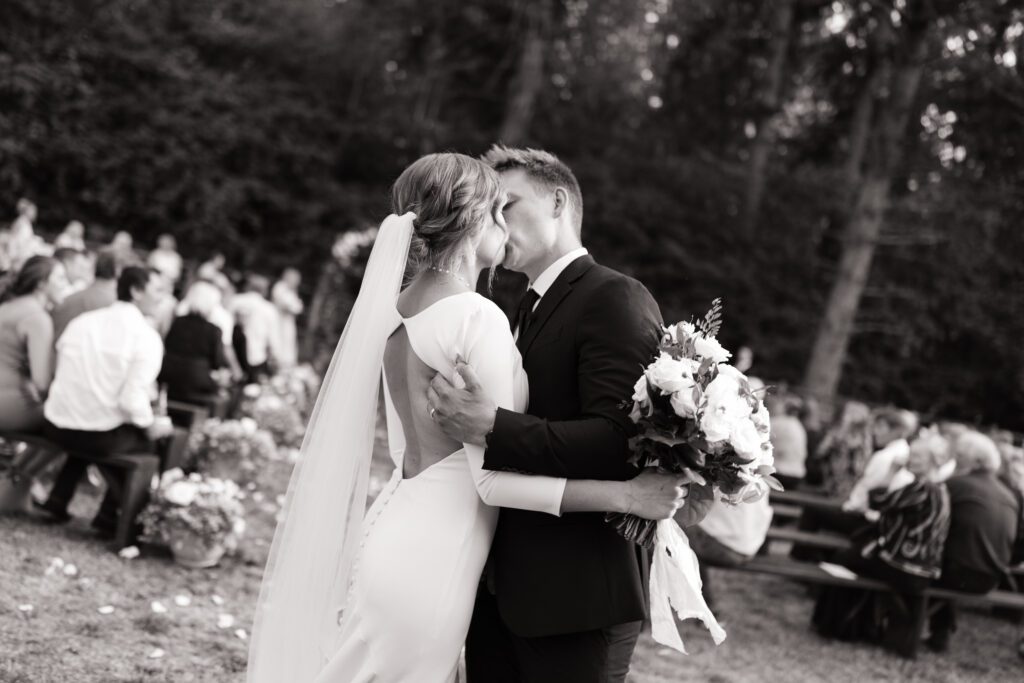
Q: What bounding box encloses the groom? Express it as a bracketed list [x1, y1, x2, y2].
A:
[428, 145, 663, 682]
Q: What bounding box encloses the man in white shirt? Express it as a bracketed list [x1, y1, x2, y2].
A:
[687, 496, 774, 607]
[230, 275, 281, 381]
[36, 267, 174, 530]
[147, 234, 183, 286]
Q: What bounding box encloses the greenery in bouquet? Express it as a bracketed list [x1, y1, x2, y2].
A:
[611, 299, 781, 548]
[138, 469, 246, 552]
[187, 417, 278, 482]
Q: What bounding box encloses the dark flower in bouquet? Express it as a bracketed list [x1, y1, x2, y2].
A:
[610, 300, 781, 548]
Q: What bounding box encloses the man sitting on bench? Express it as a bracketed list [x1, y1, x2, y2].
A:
[35, 267, 174, 535]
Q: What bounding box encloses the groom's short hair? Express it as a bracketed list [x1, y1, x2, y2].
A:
[481, 145, 583, 236]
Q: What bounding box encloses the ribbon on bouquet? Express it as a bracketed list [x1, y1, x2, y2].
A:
[649, 518, 727, 654]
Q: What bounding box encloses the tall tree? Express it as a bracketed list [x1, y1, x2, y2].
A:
[498, 0, 553, 145]
[741, 0, 797, 234]
[804, 4, 933, 402]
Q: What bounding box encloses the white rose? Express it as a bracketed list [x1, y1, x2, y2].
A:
[232, 518, 247, 537]
[693, 335, 732, 363]
[240, 417, 258, 434]
[164, 481, 198, 506]
[242, 383, 262, 398]
[729, 418, 763, 460]
[700, 369, 753, 443]
[645, 353, 700, 394]
[670, 386, 699, 419]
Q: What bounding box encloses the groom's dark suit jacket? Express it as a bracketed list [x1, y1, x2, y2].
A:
[484, 254, 663, 638]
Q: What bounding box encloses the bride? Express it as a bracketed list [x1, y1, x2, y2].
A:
[246, 153, 687, 682]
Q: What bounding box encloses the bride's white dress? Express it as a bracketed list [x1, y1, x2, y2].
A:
[314, 292, 567, 683]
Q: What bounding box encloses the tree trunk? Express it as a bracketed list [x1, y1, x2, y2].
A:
[498, 0, 551, 145]
[741, 0, 796, 235]
[803, 16, 931, 403]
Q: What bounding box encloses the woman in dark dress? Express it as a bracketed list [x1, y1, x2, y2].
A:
[159, 281, 226, 406]
[813, 429, 952, 658]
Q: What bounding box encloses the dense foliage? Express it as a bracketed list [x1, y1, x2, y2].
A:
[2, 0, 1022, 428]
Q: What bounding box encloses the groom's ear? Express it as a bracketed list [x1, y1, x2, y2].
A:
[551, 187, 568, 219]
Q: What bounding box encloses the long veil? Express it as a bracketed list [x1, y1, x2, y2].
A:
[247, 213, 415, 682]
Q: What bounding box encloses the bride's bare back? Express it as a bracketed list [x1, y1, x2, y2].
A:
[384, 324, 463, 479]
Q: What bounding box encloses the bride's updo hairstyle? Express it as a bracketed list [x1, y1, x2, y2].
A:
[392, 153, 503, 278]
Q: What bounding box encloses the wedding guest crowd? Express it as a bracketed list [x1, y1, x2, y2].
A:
[0, 199, 306, 540]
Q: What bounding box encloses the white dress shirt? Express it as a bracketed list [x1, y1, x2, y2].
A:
[45, 302, 164, 431]
[529, 247, 589, 309]
[697, 495, 774, 557]
[230, 292, 281, 366]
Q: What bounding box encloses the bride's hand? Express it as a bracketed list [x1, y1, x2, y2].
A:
[623, 469, 690, 520]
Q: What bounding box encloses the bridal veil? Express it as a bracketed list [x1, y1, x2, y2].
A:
[247, 213, 415, 682]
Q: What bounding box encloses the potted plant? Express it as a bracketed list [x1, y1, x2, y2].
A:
[139, 469, 246, 568]
[186, 418, 278, 483]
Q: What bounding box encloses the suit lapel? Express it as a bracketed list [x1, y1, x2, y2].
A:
[518, 255, 596, 357]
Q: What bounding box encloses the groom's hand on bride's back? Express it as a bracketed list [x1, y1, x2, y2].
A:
[427, 358, 496, 447]
[625, 469, 691, 520]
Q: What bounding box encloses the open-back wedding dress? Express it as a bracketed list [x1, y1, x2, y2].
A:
[247, 214, 568, 682]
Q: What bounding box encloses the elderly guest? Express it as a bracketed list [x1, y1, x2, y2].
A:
[160, 281, 227, 406]
[0, 256, 69, 431]
[842, 408, 919, 514]
[927, 431, 1021, 652]
[813, 430, 952, 657]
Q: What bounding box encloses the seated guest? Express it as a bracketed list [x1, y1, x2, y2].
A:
[54, 220, 86, 250]
[684, 494, 773, 608]
[0, 256, 69, 431]
[768, 394, 808, 490]
[805, 400, 874, 499]
[147, 234, 183, 286]
[813, 430, 952, 658]
[109, 230, 135, 263]
[842, 408, 918, 514]
[51, 248, 123, 341]
[35, 267, 174, 530]
[928, 431, 1021, 651]
[53, 247, 93, 294]
[148, 273, 179, 338]
[160, 281, 226, 406]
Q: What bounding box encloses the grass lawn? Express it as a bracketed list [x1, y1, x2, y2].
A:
[3, 442, 1021, 682]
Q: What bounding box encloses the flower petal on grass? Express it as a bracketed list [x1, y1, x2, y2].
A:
[98, 605, 115, 615]
[17, 604, 33, 612]
[62, 563, 78, 577]
[217, 613, 235, 629]
[148, 648, 165, 659]
[234, 628, 248, 640]
[211, 595, 224, 606]
[174, 595, 192, 607]
[150, 601, 168, 614]
[118, 546, 140, 560]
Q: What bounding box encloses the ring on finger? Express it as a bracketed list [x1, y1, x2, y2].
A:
[429, 406, 437, 420]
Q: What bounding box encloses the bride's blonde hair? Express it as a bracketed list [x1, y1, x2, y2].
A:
[391, 153, 503, 279]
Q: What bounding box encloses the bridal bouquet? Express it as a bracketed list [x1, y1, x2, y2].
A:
[610, 300, 779, 653]
[609, 299, 780, 548]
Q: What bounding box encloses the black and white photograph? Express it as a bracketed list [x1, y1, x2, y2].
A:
[1, 0, 1023, 681]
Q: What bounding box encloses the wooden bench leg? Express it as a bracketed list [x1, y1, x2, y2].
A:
[112, 459, 159, 550]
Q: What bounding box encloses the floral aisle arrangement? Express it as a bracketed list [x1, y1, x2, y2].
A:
[138, 469, 246, 568]
[610, 299, 780, 654]
[187, 418, 278, 483]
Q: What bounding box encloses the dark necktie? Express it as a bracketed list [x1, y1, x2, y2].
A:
[513, 288, 541, 339]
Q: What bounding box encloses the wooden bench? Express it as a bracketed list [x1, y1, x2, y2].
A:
[731, 555, 1024, 611]
[770, 489, 844, 512]
[766, 526, 851, 551]
[0, 431, 159, 551]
